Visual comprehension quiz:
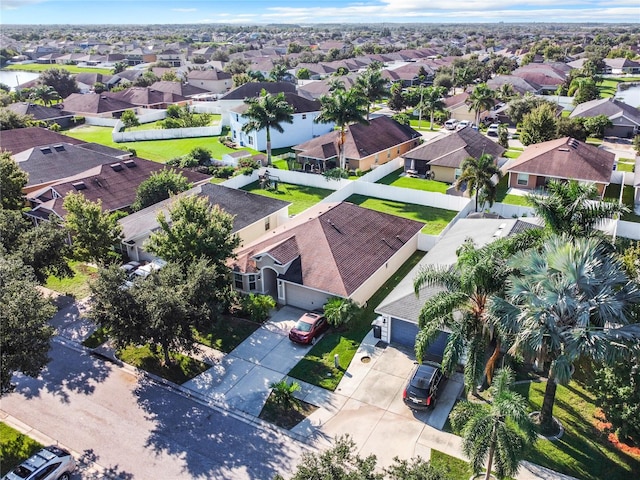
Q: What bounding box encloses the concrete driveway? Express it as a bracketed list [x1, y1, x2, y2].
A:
[183, 306, 317, 416]
[291, 332, 464, 467]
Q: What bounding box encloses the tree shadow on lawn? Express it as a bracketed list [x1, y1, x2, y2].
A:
[12, 341, 112, 404]
[133, 378, 305, 480]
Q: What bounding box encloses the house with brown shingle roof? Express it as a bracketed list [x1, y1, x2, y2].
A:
[501, 137, 615, 196]
[3, 103, 74, 128]
[403, 127, 505, 182]
[186, 69, 233, 94]
[61, 92, 137, 118]
[293, 115, 422, 172]
[0, 127, 84, 155]
[25, 158, 211, 223]
[107, 87, 190, 109]
[569, 97, 640, 139]
[229, 92, 334, 151]
[230, 201, 424, 309]
[149, 81, 210, 99]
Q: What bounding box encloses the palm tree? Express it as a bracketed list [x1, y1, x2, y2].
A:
[355, 66, 387, 120]
[467, 83, 495, 125]
[450, 368, 536, 480]
[315, 88, 369, 170]
[419, 86, 446, 130]
[495, 83, 516, 103]
[241, 89, 294, 166]
[29, 85, 61, 106]
[527, 180, 628, 238]
[491, 236, 640, 433]
[455, 154, 502, 212]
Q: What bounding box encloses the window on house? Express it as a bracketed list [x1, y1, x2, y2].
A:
[248, 274, 257, 291]
[454, 168, 462, 180]
[265, 217, 270, 231]
[397, 147, 400, 154]
[247, 136, 253, 145]
[302, 114, 307, 119]
[517, 173, 529, 186]
[387, 150, 391, 159]
[234, 273, 243, 290]
[278, 280, 285, 300]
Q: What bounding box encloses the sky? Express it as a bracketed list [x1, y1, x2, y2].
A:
[1, 0, 639, 25]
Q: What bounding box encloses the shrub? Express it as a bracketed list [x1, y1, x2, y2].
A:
[236, 166, 255, 176]
[241, 293, 276, 322]
[190, 147, 211, 165]
[323, 297, 361, 327]
[269, 379, 300, 410]
[179, 155, 199, 168]
[211, 166, 235, 178]
[238, 157, 261, 170]
[166, 157, 183, 167]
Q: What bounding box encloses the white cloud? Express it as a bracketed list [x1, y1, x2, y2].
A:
[1, 0, 47, 10]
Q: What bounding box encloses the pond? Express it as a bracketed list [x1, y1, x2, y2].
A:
[614, 84, 640, 108]
[0, 70, 40, 89]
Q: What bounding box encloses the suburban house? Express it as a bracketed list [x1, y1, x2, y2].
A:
[229, 93, 334, 151]
[186, 69, 233, 94]
[0, 127, 84, 155]
[486, 75, 541, 95]
[511, 62, 571, 93]
[292, 115, 422, 172]
[569, 97, 640, 139]
[568, 57, 640, 75]
[60, 93, 137, 118]
[229, 201, 424, 310]
[402, 126, 506, 182]
[501, 137, 615, 196]
[107, 87, 191, 109]
[25, 158, 211, 224]
[119, 183, 291, 262]
[443, 91, 493, 123]
[374, 217, 540, 355]
[4, 103, 74, 129]
[11, 142, 133, 193]
[297, 75, 359, 101]
[218, 82, 297, 126]
[148, 81, 211, 99]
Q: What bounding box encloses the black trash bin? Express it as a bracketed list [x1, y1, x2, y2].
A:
[373, 325, 382, 339]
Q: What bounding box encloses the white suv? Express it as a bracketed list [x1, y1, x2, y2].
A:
[444, 119, 458, 130]
[2, 446, 76, 480]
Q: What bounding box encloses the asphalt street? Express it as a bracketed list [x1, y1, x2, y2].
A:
[1, 340, 307, 480]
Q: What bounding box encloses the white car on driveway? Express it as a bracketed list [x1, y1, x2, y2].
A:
[2, 446, 76, 480]
[444, 119, 458, 130]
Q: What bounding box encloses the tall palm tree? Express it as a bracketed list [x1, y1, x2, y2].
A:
[527, 180, 628, 238]
[491, 236, 640, 433]
[241, 89, 294, 166]
[455, 154, 502, 212]
[355, 66, 387, 120]
[467, 83, 495, 125]
[315, 88, 369, 170]
[419, 86, 446, 130]
[495, 83, 517, 103]
[413, 233, 539, 394]
[451, 368, 536, 480]
[29, 85, 61, 106]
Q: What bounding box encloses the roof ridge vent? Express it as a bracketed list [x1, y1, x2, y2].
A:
[567, 138, 579, 149]
[326, 219, 343, 234]
[123, 159, 137, 168]
[40, 146, 52, 154]
[72, 181, 86, 190]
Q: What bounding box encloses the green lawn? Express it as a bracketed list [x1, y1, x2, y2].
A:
[604, 183, 640, 223]
[64, 125, 253, 163]
[0, 423, 43, 477]
[598, 77, 640, 98]
[288, 251, 426, 390]
[345, 194, 457, 235]
[616, 161, 635, 173]
[45, 261, 97, 299]
[116, 344, 210, 385]
[2, 64, 110, 74]
[241, 181, 333, 216]
[513, 381, 640, 480]
[126, 114, 221, 132]
[409, 119, 435, 130]
[376, 168, 450, 194]
[504, 150, 523, 159]
[495, 176, 533, 207]
[195, 316, 262, 353]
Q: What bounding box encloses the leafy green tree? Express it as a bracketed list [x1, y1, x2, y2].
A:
[269, 379, 300, 410]
[322, 167, 349, 181]
[583, 114, 613, 138]
[241, 89, 294, 166]
[0, 256, 55, 395]
[63, 191, 123, 265]
[467, 83, 495, 125]
[0, 152, 28, 210]
[454, 154, 502, 212]
[433, 73, 453, 92]
[161, 71, 179, 82]
[419, 86, 446, 131]
[296, 67, 310, 80]
[188, 146, 211, 165]
[0, 210, 31, 252]
[592, 356, 640, 443]
[384, 457, 448, 480]
[491, 236, 640, 433]
[556, 117, 587, 142]
[29, 85, 61, 106]
[355, 65, 387, 120]
[133, 71, 159, 87]
[112, 61, 127, 74]
[269, 64, 288, 82]
[527, 180, 628, 238]
[0, 108, 36, 131]
[38, 67, 78, 98]
[131, 169, 192, 211]
[450, 368, 536, 480]
[316, 88, 369, 170]
[146, 194, 240, 265]
[232, 73, 252, 88]
[387, 82, 406, 113]
[323, 297, 361, 328]
[569, 76, 600, 105]
[506, 94, 554, 126]
[93, 82, 107, 93]
[14, 221, 73, 283]
[120, 109, 139, 131]
[497, 123, 509, 149]
[519, 103, 558, 146]
[494, 84, 517, 103]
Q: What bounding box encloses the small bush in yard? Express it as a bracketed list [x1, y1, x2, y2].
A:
[241, 293, 276, 322]
[323, 297, 362, 327]
[270, 379, 300, 410]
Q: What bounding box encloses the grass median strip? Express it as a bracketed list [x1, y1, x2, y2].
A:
[288, 251, 426, 390]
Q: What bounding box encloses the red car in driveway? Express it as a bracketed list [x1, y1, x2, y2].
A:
[288, 312, 329, 345]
